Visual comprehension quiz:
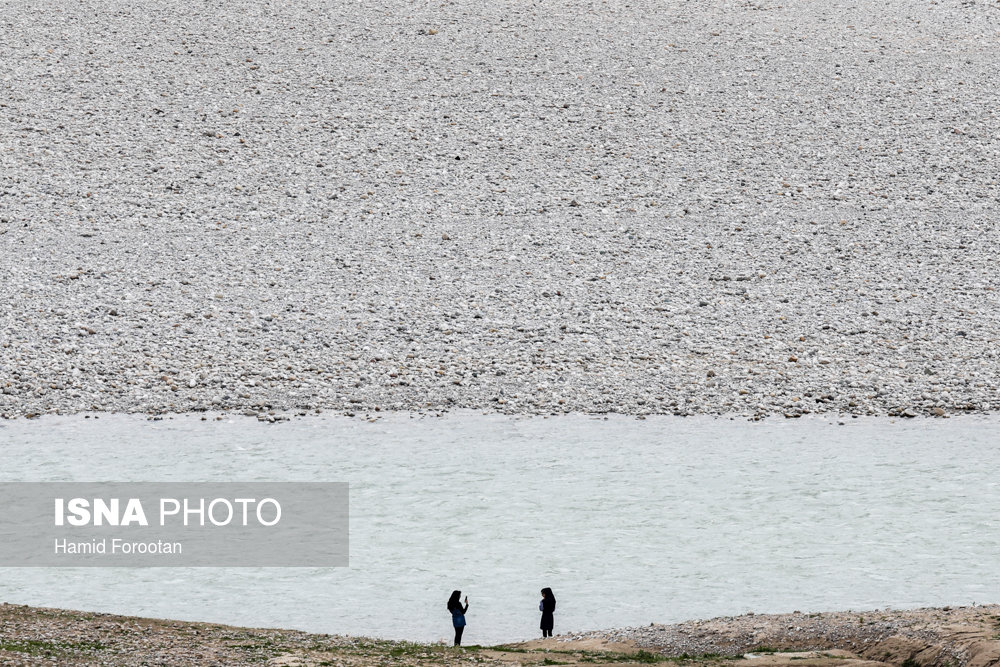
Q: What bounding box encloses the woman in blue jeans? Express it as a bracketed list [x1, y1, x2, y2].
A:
[447, 590, 469, 645]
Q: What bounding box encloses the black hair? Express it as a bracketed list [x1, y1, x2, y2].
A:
[541, 587, 555, 606]
[447, 590, 462, 611]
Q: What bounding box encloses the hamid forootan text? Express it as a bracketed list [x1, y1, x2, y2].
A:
[52, 496, 281, 556]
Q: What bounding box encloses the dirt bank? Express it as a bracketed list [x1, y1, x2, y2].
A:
[2, 604, 999, 667]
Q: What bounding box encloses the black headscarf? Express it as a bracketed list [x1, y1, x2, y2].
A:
[448, 590, 462, 612]
[541, 587, 556, 611]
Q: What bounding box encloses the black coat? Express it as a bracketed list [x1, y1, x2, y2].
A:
[540, 597, 556, 631]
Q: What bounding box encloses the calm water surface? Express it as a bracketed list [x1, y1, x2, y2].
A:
[0, 412, 997, 644]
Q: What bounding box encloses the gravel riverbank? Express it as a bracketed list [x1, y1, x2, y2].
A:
[576, 606, 1000, 665]
[2, 604, 999, 667]
[2, 0, 998, 419]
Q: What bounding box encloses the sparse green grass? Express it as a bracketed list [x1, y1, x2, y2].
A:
[576, 649, 733, 663]
[676, 653, 733, 662]
[301, 642, 743, 666]
[68, 640, 108, 652]
[492, 645, 531, 653]
[0, 639, 60, 655]
[0, 638, 108, 656]
[0, 628, 746, 667]
[388, 641, 431, 657]
[578, 651, 666, 663]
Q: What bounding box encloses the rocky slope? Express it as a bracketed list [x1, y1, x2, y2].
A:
[2, 0, 999, 419]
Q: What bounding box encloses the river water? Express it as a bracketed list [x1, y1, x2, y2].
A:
[0, 412, 997, 644]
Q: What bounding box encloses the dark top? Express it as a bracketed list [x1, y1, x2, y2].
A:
[450, 602, 469, 628]
[540, 597, 555, 630]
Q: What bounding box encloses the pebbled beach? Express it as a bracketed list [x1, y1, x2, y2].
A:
[1, 0, 998, 419]
[2, 604, 999, 666]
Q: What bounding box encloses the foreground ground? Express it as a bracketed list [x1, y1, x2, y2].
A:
[2, 604, 999, 667]
[1, 0, 999, 419]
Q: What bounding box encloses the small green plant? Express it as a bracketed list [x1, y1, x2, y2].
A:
[493, 645, 530, 653]
[579, 651, 661, 663]
[0, 638, 108, 656]
[0, 639, 60, 656]
[67, 640, 109, 652]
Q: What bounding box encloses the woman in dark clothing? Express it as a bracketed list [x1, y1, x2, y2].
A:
[447, 590, 469, 646]
[539, 587, 556, 637]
